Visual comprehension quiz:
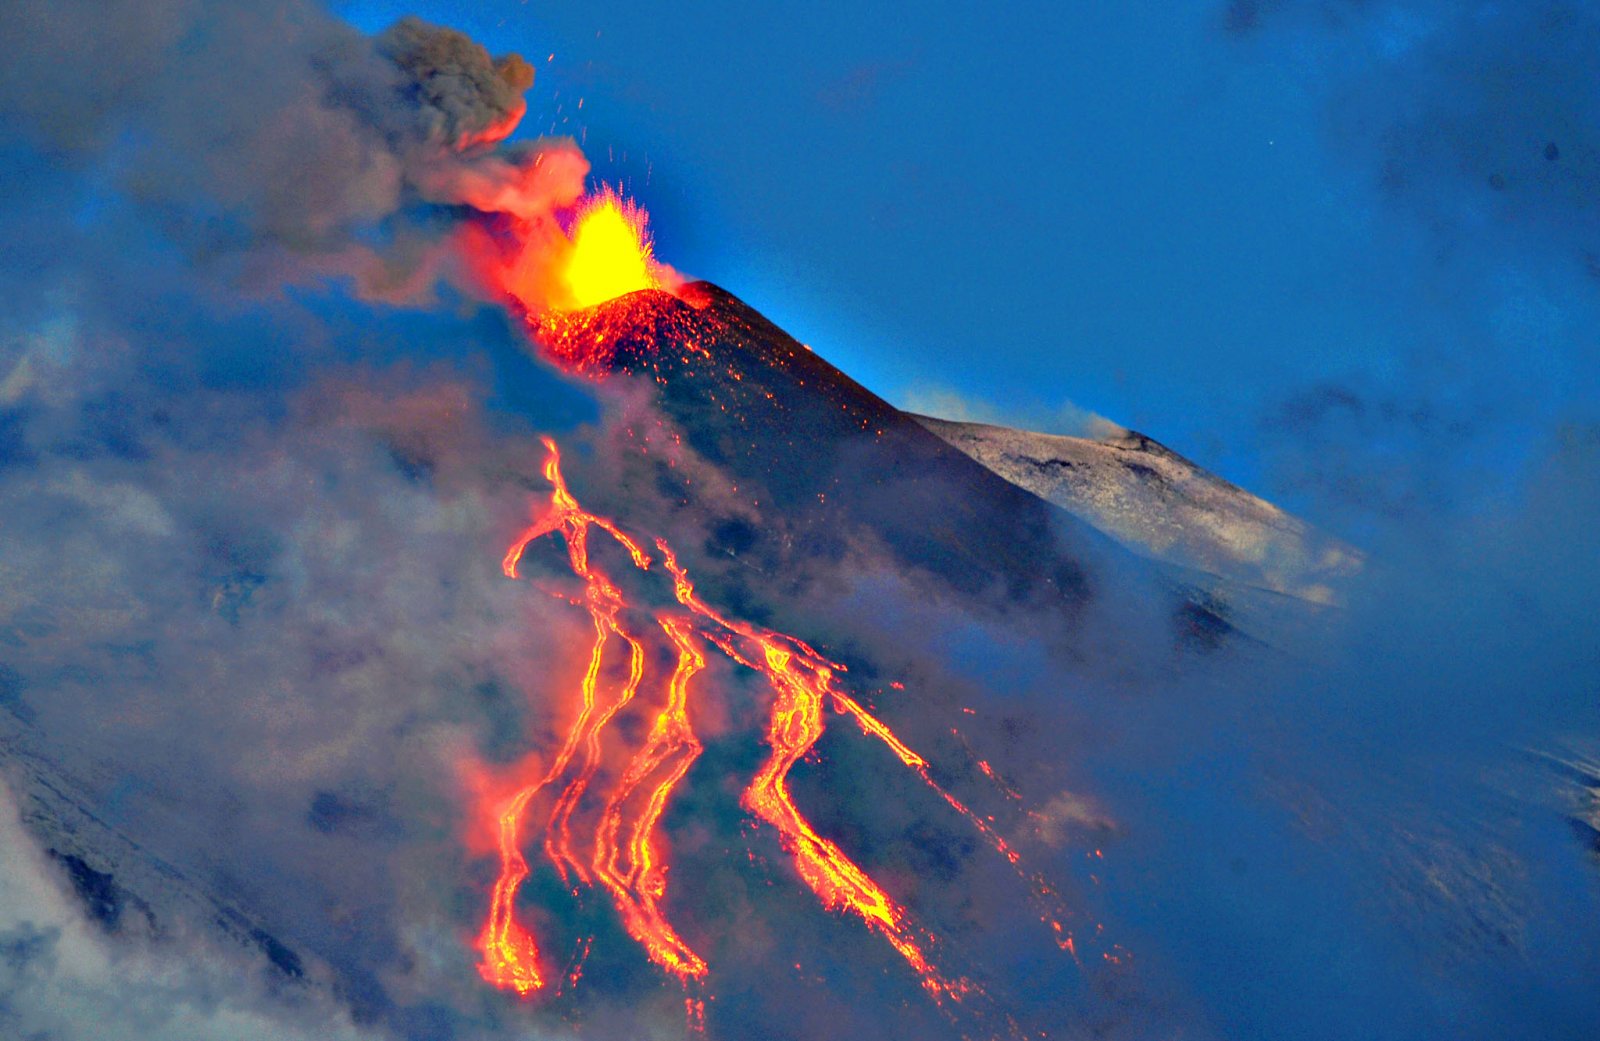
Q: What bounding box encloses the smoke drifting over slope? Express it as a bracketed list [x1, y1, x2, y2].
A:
[0, 3, 1597, 1041]
[0, 774, 391, 1041]
[0, 0, 594, 307]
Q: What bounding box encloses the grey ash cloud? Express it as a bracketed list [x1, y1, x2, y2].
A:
[0, 1, 580, 302]
[0, 6, 597, 1036]
[378, 15, 536, 146]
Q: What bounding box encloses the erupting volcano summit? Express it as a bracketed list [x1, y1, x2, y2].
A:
[451, 183, 1144, 1033]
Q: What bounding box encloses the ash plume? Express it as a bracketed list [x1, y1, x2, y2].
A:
[0, 1, 588, 306]
[377, 15, 536, 151]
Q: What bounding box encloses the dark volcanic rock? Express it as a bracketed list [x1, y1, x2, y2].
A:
[250, 926, 307, 979]
[548, 283, 1136, 620]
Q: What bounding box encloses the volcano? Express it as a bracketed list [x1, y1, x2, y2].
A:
[532, 282, 1257, 646]
[6, 269, 1592, 1041]
[8, 6, 1597, 1039]
[3, 278, 1337, 1041]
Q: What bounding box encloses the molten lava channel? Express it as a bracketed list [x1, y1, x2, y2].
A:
[475, 441, 1086, 1011]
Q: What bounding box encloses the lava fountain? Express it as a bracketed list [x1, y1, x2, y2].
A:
[467, 180, 671, 328]
[559, 188, 661, 310]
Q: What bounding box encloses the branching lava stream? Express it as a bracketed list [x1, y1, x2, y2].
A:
[474, 436, 1081, 1018]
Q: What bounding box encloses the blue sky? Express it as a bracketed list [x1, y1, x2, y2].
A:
[334, 0, 1600, 527]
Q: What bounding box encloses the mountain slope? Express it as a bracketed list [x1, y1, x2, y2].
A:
[5, 277, 1592, 1041]
[539, 281, 1243, 646]
[0, 711, 321, 985]
[1, 280, 1246, 1040]
[911, 414, 1363, 605]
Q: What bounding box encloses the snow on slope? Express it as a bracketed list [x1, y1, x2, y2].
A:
[0, 709, 322, 986]
[911, 414, 1363, 605]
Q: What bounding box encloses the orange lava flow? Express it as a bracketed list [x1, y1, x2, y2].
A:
[592, 614, 709, 980]
[653, 543, 965, 1001]
[476, 437, 1072, 1005]
[479, 437, 661, 989]
[476, 784, 545, 995]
